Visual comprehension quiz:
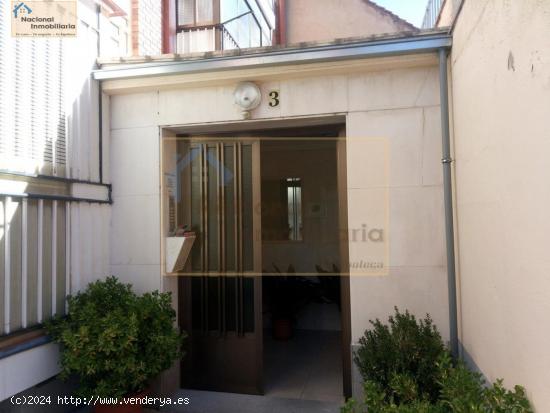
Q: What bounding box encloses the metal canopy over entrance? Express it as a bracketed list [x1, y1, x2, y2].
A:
[94, 31, 451, 81]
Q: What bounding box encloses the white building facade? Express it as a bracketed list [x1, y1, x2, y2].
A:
[95, 32, 451, 398]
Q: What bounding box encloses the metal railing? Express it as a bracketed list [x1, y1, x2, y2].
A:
[176, 22, 241, 54]
[176, 9, 270, 54]
[1, 195, 70, 336]
[422, 0, 444, 29]
[220, 24, 240, 50]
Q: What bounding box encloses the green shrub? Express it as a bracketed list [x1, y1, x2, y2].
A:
[437, 353, 533, 413]
[354, 307, 446, 402]
[341, 380, 443, 413]
[436, 352, 485, 412]
[46, 277, 185, 398]
[484, 380, 532, 413]
[344, 357, 533, 413]
[344, 309, 533, 413]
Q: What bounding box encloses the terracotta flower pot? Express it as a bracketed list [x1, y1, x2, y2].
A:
[272, 318, 293, 340]
[94, 388, 149, 413]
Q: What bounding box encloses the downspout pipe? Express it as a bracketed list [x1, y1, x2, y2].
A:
[438, 47, 459, 358]
[98, 81, 103, 183]
[97, 2, 103, 184]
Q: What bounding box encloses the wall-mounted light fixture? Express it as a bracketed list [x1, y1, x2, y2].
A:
[233, 81, 261, 119]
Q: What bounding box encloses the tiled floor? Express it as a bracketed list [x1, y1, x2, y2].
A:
[264, 329, 343, 403]
[157, 330, 344, 413]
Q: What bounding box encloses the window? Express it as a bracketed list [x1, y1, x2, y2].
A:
[176, 0, 274, 53]
[178, 0, 214, 26]
[262, 177, 303, 242]
[221, 0, 273, 48]
[286, 178, 302, 241]
[0, 2, 67, 177]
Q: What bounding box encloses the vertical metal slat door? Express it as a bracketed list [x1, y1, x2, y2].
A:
[180, 139, 262, 395]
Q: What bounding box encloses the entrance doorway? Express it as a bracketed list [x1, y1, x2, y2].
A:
[173, 121, 350, 399]
[261, 138, 343, 402]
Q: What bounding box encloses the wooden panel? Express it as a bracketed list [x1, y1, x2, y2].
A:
[0, 328, 45, 351]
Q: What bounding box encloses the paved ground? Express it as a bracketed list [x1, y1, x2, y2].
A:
[0, 330, 344, 413]
[154, 389, 341, 413]
[150, 330, 344, 412]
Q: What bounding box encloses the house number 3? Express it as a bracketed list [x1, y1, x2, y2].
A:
[268, 90, 280, 107]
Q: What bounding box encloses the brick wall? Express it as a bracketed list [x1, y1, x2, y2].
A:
[131, 0, 162, 56]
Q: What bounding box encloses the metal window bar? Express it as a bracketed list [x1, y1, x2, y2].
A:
[190, 141, 250, 336]
[287, 178, 301, 241]
[177, 4, 268, 51]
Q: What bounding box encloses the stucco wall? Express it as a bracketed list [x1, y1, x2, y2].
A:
[436, 0, 463, 27]
[285, 0, 415, 44]
[108, 62, 446, 396]
[450, 1, 550, 411]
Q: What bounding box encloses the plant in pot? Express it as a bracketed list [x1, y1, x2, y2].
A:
[264, 264, 313, 340]
[46, 277, 185, 413]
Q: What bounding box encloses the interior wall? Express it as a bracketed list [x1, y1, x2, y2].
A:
[450, 1, 550, 410]
[261, 141, 340, 274]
